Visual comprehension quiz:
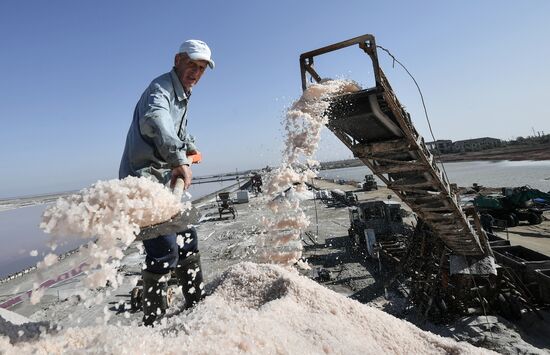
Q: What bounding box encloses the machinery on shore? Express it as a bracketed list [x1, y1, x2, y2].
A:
[348, 200, 409, 257]
[474, 186, 550, 226]
[320, 189, 359, 207]
[363, 174, 378, 191]
[299, 34, 549, 321]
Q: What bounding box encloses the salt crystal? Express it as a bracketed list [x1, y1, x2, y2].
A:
[38, 176, 187, 292]
[0, 262, 489, 354]
[260, 80, 360, 265]
[29, 287, 45, 305]
[37, 253, 58, 269]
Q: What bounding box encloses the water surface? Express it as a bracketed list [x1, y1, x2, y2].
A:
[319, 160, 550, 191]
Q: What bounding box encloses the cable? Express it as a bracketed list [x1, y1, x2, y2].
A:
[376, 45, 451, 185]
[465, 257, 495, 342]
[311, 178, 320, 237]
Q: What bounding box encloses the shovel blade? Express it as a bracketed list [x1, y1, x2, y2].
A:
[136, 207, 200, 241]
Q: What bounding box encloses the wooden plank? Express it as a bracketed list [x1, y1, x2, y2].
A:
[435, 227, 469, 234]
[422, 212, 457, 220]
[353, 139, 411, 155]
[374, 163, 427, 174]
[390, 186, 439, 194]
[402, 195, 444, 204]
[421, 207, 455, 212]
[388, 179, 436, 188]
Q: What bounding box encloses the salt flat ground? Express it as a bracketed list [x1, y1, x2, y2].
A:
[0, 179, 549, 353]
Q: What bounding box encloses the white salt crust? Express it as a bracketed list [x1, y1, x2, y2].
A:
[0, 263, 491, 354]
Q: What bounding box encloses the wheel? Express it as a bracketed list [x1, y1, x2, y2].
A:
[506, 213, 518, 227]
[527, 212, 542, 225]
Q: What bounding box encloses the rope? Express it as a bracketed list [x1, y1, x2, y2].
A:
[376, 45, 451, 185]
[465, 257, 495, 342]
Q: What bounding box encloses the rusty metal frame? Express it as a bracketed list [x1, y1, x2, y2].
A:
[300, 34, 381, 91]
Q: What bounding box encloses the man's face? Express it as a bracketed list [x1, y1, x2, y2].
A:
[174, 54, 208, 92]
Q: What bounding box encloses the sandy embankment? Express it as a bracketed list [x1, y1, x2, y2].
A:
[439, 143, 550, 162]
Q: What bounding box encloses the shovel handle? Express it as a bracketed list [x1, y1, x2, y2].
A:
[171, 152, 200, 199]
[173, 177, 185, 199]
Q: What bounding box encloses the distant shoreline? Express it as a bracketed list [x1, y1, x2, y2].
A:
[0, 172, 250, 207]
[434, 143, 550, 162]
[320, 143, 550, 170]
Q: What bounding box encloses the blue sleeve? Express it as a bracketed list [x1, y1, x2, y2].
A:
[183, 133, 197, 152]
[138, 84, 190, 166]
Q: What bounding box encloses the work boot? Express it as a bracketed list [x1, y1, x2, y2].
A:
[141, 270, 170, 326]
[175, 252, 205, 309]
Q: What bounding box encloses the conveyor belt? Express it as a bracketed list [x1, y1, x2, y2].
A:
[300, 34, 487, 256]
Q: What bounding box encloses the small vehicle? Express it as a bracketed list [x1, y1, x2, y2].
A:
[328, 189, 357, 207]
[217, 192, 236, 219]
[474, 186, 550, 227]
[363, 174, 378, 191]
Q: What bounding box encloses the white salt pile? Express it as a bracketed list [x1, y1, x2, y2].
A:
[0, 262, 490, 354]
[260, 80, 361, 265]
[38, 176, 186, 292]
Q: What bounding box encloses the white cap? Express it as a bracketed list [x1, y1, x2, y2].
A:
[178, 39, 215, 69]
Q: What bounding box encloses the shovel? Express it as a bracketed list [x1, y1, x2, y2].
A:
[135, 178, 200, 241]
[135, 152, 203, 241]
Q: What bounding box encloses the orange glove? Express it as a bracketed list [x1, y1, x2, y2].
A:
[186, 151, 202, 164]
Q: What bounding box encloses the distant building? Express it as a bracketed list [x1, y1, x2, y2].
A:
[427, 137, 502, 154]
[452, 137, 501, 153]
[426, 140, 453, 154]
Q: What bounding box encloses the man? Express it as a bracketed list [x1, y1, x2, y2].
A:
[251, 172, 263, 194]
[119, 39, 214, 326]
[480, 213, 494, 234]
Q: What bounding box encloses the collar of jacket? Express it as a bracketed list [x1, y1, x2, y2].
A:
[170, 68, 190, 102]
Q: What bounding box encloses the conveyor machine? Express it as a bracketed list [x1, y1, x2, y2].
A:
[300, 34, 489, 257]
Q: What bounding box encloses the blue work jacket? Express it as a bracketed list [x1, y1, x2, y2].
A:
[119, 69, 196, 184]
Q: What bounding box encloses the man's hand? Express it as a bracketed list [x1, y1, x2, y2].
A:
[171, 164, 192, 190]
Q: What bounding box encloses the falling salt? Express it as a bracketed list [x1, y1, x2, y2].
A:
[176, 234, 185, 248]
[259, 80, 360, 265]
[37, 253, 58, 269]
[29, 287, 45, 305]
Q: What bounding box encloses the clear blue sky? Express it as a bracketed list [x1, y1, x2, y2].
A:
[1, 0, 549, 198]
